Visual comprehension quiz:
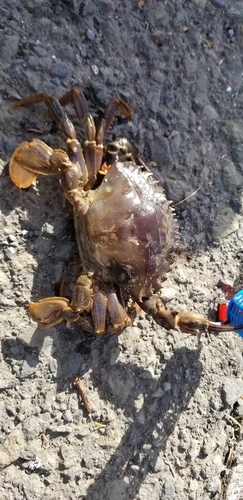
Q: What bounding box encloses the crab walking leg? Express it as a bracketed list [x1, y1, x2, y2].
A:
[70, 275, 93, 312]
[60, 90, 99, 188]
[59, 89, 132, 144]
[70, 275, 108, 334]
[13, 93, 77, 139]
[88, 282, 132, 333]
[96, 96, 132, 144]
[103, 285, 132, 329]
[29, 274, 94, 328]
[59, 89, 101, 186]
[139, 295, 237, 334]
[29, 272, 133, 334]
[12, 93, 89, 186]
[94, 96, 132, 184]
[59, 89, 132, 188]
[91, 292, 107, 334]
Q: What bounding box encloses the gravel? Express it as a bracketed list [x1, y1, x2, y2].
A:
[0, 1, 243, 499]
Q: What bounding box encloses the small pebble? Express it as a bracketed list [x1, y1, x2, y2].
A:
[227, 28, 234, 39]
[163, 382, 171, 392]
[7, 235, 16, 243]
[27, 55, 39, 69]
[54, 5, 62, 15]
[211, 0, 227, 7]
[63, 410, 73, 424]
[164, 91, 173, 104]
[50, 62, 72, 79]
[91, 65, 99, 75]
[222, 378, 243, 406]
[4, 248, 16, 259]
[86, 28, 95, 41]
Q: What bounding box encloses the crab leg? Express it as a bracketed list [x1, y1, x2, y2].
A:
[59, 89, 100, 187]
[91, 292, 107, 334]
[95, 97, 132, 144]
[139, 295, 238, 334]
[59, 88, 132, 188]
[12, 93, 89, 186]
[10, 139, 93, 222]
[9, 139, 57, 188]
[59, 89, 132, 143]
[29, 272, 133, 335]
[59, 88, 95, 138]
[102, 284, 132, 329]
[70, 275, 93, 312]
[13, 93, 76, 139]
[28, 274, 94, 329]
[28, 297, 76, 328]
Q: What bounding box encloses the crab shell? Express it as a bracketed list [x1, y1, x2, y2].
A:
[74, 160, 178, 304]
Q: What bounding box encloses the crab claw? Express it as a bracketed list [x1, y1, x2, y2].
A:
[10, 142, 38, 188]
[155, 310, 241, 334]
[139, 296, 239, 334]
[173, 311, 209, 334]
[173, 312, 238, 334]
[29, 297, 79, 328]
[153, 309, 210, 334]
[9, 139, 57, 188]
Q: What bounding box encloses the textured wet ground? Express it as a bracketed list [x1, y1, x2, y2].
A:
[0, 1, 243, 499]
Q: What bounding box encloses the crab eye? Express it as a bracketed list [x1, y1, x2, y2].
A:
[119, 147, 127, 155]
[108, 143, 119, 153]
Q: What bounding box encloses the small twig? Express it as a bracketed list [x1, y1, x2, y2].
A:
[26, 128, 44, 134]
[137, 0, 145, 9]
[40, 432, 49, 449]
[172, 187, 201, 208]
[164, 452, 175, 477]
[73, 374, 92, 414]
[225, 444, 235, 468]
[225, 413, 242, 428]
[93, 422, 107, 431]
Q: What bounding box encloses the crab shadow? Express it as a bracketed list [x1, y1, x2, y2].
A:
[84, 340, 203, 500]
[2, 322, 203, 499]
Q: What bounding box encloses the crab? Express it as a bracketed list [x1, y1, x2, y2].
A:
[9, 89, 233, 336]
